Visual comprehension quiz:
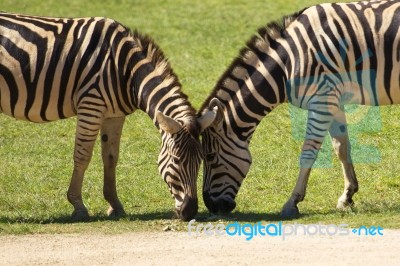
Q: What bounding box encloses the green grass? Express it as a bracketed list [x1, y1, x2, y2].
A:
[1, 0, 400, 234]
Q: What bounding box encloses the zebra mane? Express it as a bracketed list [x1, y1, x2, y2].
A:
[130, 30, 199, 136]
[131, 30, 185, 99]
[198, 9, 306, 113]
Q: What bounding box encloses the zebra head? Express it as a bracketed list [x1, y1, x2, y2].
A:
[156, 110, 217, 221]
[200, 98, 252, 214]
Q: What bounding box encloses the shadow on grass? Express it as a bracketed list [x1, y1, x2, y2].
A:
[1, 204, 400, 225]
[0, 211, 177, 225]
[0, 210, 294, 225]
[194, 211, 284, 222]
[194, 203, 400, 223]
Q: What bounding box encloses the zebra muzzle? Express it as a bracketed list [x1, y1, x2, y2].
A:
[203, 192, 236, 214]
[176, 196, 198, 221]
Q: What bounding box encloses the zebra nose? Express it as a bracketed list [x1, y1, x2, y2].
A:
[203, 192, 218, 213]
[203, 192, 236, 214]
[177, 196, 198, 221]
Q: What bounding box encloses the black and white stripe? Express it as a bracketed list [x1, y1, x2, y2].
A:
[0, 12, 208, 221]
[199, 0, 400, 216]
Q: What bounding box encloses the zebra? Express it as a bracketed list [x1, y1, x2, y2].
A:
[199, 0, 400, 218]
[0, 12, 217, 221]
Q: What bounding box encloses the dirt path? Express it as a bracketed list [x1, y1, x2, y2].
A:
[1, 230, 399, 265]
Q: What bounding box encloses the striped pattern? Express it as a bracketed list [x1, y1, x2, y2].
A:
[159, 130, 202, 202]
[0, 12, 201, 221]
[199, 0, 400, 216]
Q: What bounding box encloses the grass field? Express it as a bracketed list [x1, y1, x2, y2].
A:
[1, 0, 400, 234]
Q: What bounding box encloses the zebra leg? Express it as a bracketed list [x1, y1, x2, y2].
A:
[101, 116, 126, 218]
[67, 113, 103, 221]
[281, 148, 316, 218]
[281, 107, 335, 218]
[329, 114, 358, 209]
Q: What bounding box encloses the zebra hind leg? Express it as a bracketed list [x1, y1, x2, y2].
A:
[101, 117, 126, 219]
[329, 118, 358, 209]
[67, 112, 103, 221]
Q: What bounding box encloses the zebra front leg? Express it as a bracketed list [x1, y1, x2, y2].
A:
[101, 116, 126, 218]
[67, 113, 102, 221]
[329, 118, 358, 209]
[281, 106, 334, 218]
[281, 142, 318, 218]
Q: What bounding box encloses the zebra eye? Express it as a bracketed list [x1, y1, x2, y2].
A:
[171, 156, 180, 164]
[205, 153, 216, 162]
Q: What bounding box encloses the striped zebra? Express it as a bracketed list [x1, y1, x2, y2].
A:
[0, 12, 216, 221]
[199, 0, 400, 218]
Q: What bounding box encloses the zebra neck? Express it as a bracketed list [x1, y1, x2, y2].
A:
[209, 46, 288, 142]
[152, 98, 197, 131]
[123, 34, 196, 131]
[130, 75, 195, 133]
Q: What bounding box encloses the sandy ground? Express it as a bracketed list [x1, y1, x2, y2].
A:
[0, 229, 399, 265]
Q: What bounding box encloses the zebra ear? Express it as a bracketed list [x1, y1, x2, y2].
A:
[208, 98, 224, 126]
[156, 111, 182, 134]
[198, 108, 218, 132]
[209, 98, 222, 109]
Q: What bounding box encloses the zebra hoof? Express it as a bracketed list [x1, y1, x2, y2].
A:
[107, 207, 126, 219]
[336, 201, 347, 210]
[336, 199, 354, 210]
[71, 210, 90, 222]
[281, 205, 300, 219]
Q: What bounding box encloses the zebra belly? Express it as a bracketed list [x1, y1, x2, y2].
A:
[288, 71, 400, 108]
[0, 89, 76, 123]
